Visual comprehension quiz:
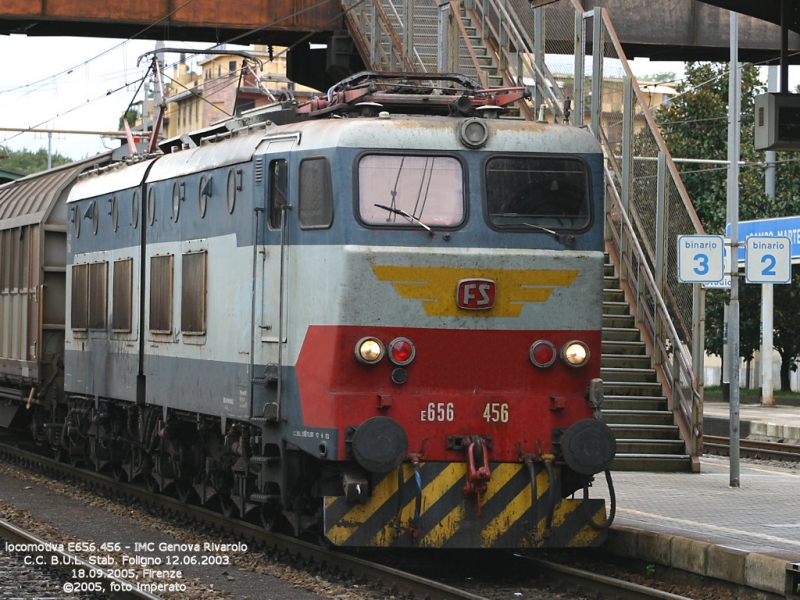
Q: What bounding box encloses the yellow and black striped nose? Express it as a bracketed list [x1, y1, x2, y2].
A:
[324, 462, 607, 548]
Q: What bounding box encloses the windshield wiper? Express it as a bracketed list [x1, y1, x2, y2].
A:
[522, 222, 558, 236]
[374, 204, 432, 232]
[522, 222, 575, 246]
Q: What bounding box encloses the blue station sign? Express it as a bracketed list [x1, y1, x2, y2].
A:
[725, 216, 800, 262]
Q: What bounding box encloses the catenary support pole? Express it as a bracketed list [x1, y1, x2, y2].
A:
[761, 65, 777, 407]
[727, 11, 741, 487]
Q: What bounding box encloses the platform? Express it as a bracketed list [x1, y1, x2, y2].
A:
[598, 400, 800, 598]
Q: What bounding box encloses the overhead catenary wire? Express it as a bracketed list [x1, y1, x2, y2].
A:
[1, 0, 363, 151]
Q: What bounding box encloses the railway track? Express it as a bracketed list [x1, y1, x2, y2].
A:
[704, 435, 800, 462]
[0, 440, 696, 600]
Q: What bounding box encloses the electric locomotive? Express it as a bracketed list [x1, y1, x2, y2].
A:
[7, 71, 617, 548]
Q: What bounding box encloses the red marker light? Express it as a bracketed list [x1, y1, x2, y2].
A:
[530, 340, 556, 368]
[389, 338, 415, 365]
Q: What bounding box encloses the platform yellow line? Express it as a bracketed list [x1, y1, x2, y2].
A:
[617, 508, 800, 548]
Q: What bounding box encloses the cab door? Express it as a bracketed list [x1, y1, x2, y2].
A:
[254, 137, 296, 420]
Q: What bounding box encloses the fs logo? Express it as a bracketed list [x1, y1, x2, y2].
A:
[457, 279, 496, 310]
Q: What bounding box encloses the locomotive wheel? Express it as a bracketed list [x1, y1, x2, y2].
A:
[219, 494, 238, 518]
[144, 475, 159, 493]
[259, 504, 286, 532]
[176, 480, 195, 503]
[112, 464, 127, 482]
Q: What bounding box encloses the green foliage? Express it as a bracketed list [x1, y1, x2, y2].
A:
[638, 72, 677, 83]
[646, 564, 656, 577]
[655, 62, 800, 390]
[0, 147, 73, 176]
[118, 109, 139, 131]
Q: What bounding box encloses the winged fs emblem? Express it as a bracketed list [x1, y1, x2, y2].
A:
[372, 266, 579, 317]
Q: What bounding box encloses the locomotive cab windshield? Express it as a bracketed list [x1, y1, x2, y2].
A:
[486, 155, 591, 231]
[358, 154, 465, 229]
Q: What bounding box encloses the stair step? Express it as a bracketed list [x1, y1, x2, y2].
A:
[601, 354, 652, 369]
[603, 288, 626, 302]
[611, 455, 693, 472]
[602, 409, 673, 426]
[603, 276, 620, 290]
[604, 382, 664, 397]
[603, 396, 668, 411]
[615, 439, 686, 454]
[607, 424, 682, 439]
[601, 367, 657, 383]
[603, 314, 636, 328]
[601, 340, 647, 354]
[602, 327, 642, 342]
[603, 301, 630, 315]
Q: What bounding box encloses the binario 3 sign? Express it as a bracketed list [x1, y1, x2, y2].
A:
[677, 235, 725, 284]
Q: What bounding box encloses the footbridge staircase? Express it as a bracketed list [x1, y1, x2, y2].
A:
[342, 0, 706, 471]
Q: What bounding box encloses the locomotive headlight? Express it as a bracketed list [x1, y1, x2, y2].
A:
[356, 337, 385, 364]
[561, 341, 590, 367]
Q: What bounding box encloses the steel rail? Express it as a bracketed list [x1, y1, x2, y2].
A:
[0, 441, 708, 600]
[704, 435, 800, 462]
[519, 556, 695, 600]
[0, 518, 161, 600]
[0, 442, 489, 600]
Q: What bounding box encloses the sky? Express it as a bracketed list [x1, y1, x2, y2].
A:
[0, 35, 794, 162]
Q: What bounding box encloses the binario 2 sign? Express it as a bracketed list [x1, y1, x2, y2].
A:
[745, 236, 791, 284]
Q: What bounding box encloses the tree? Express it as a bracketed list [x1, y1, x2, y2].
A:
[655, 62, 800, 390]
[118, 109, 140, 131]
[0, 148, 74, 176]
[638, 72, 677, 83]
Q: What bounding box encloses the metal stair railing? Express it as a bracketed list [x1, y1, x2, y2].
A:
[575, 4, 705, 470]
[342, 0, 563, 117]
[343, 0, 480, 78]
[464, 0, 564, 119]
[605, 162, 703, 470]
[343, 0, 415, 72]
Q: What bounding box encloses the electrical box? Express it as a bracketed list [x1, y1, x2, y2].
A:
[754, 93, 800, 151]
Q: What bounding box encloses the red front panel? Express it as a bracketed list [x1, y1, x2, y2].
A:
[295, 325, 601, 462]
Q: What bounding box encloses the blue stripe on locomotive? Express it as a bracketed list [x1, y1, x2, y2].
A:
[67, 147, 605, 260]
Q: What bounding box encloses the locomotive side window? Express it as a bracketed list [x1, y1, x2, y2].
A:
[70, 263, 89, 331]
[181, 251, 207, 335]
[226, 168, 239, 214]
[269, 159, 288, 229]
[132, 191, 140, 229]
[148, 187, 157, 225]
[298, 157, 333, 229]
[486, 156, 590, 230]
[172, 181, 182, 222]
[88, 262, 107, 330]
[358, 155, 464, 227]
[112, 258, 133, 333]
[199, 176, 210, 218]
[149, 254, 174, 334]
[111, 195, 119, 232]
